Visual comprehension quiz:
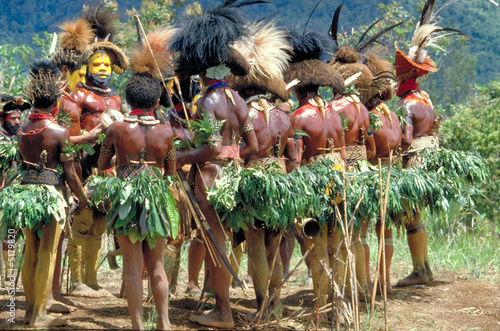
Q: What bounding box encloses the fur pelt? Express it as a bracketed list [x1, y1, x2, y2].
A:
[330, 61, 373, 103]
[284, 59, 344, 94]
[287, 25, 334, 63]
[227, 21, 291, 100]
[169, 0, 264, 78]
[362, 46, 395, 101]
[59, 18, 94, 53]
[333, 47, 358, 64]
[130, 28, 176, 79]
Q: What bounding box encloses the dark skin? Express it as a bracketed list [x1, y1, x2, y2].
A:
[98, 101, 175, 330]
[182, 73, 259, 328]
[72, 84, 122, 132]
[17, 102, 88, 327]
[328, 96, 376, 159]
[290, 87, 346, 314]
[239, 90, 299, 319]
[399, 92, 435, 150]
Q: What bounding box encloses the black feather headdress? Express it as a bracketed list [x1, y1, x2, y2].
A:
[287, 25, 334, 63]
[83, 2, 119, 42]
[25, 59, 62, 109]
[169, 0, 268, 79]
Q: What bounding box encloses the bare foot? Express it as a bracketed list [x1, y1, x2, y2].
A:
[70, 284, 108, 298]
[53, 293, 84, 308]
[425, 261, 434, 281]
[46, 299, 77, 313]
[189, 310, 234, 328]
[396, 269, 429, 287]
[107, 252, 120, 270]
[304, 275, 313, 286]
[185, 284, 200, 295]
[31, 315, 68, 328]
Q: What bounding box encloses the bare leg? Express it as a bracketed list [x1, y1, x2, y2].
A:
[118, 235, 144, 330]
[229, 232, 243, 289]
[295, 231, 312, 284]
[189, 166, 234, 328]
[303, 224, 329, 310]
[47, 236, 79, 313]
[280, 230, 295, 279]
[360, 221, 372, 292]
[84, 211, 107, 291]
[30, 220, 67, 327]
[375, 221, 393, 293]
[266, 231, 283, 313]
[22, 229, 37, 323]
[245, 226, 268, 318]
[165, 238, 183, 293]
[144, 237, 171, 330]
[186, 237, 205, 294]
[397, 212, 431, 286]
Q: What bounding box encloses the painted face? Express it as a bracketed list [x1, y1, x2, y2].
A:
[67, 68, 82, 92]
[4, 111, 21, 135]
[86, 51, 112, 87]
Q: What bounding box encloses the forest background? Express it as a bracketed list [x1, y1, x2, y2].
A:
[0, 0, 498, 226]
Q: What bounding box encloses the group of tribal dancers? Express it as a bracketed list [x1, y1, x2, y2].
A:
[0, 0, 462, 329]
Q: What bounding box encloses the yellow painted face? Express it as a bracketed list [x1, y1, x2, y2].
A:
[67, 69, 82, 92]
[79, 65, 87, 84]
[89, 52, 112, 77]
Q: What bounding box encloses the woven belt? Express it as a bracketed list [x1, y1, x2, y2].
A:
[345, 145, 367, 166]
[117, 165, 158, 179]
[369, 156, 403, 168]
[408, 135, 439, 153]
[301, 152, 343, 167]
[246, 157, 286, 174]
[21, 170, 65, 186]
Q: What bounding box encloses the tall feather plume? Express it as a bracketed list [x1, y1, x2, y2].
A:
[130, 28, 176, 79]
[356, 21, 404, 53]
[83, 2, 120, 41]
[419, 0, 436, 26]
[287, 25, 334, 63]
[169, 0, 264, 75]
[59, 18, 94, 53]
[431, 0, 458, 22]
[409, 24, 462, 61]
[25, 59, 63, 108]
[328, 3, 343, 52]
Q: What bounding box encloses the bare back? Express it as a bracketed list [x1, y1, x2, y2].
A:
[329, 97, 370, 146]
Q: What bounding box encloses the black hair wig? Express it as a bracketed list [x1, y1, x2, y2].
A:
[125, 74, 161, 110]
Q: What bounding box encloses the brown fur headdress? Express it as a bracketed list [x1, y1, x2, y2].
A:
[362, 46, 396, 101]
[52, 18, 94, 71]
[129, 28, 176, 79]
[227, 22, 291, 100]
[284, 59, 344, 93]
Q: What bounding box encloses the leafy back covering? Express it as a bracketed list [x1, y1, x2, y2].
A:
[89, 168, 179, 248]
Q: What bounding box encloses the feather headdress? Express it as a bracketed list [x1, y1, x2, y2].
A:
[328, 3, 400, 101]
[84, 3, 128, 74]
[169, 0, 267, 79]
[52, 18, 93, 72]
[25, 59, 62, 109]
[284, 25, 344, 93]
[395, 0, 462, 81]
[227, 21, 291, 100]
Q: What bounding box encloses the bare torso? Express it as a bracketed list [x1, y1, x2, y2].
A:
[73, 86, 122, 132]
[369, 103, 402, 158]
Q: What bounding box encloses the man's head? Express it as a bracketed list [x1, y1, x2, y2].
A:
[125, 74, 161, 110]
[26, 59, 62, 111]
[86, 50, 112, 88]
[0, 98, 31, 135]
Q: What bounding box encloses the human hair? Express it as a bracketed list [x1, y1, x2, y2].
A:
[125, 74, 161, 110]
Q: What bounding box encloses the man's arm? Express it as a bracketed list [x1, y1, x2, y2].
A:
[98, 124, 116, 170]
[60, 131, 89, 210]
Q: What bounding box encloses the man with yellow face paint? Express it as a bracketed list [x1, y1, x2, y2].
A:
[66, 4, 129, 298]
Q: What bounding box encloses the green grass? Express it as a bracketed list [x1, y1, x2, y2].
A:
[364, 203, 500, 284]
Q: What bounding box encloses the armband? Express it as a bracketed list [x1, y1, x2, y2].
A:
[243, 123, 254, 133]
[60, 153, 75, 162]
[164, 148, 176, 162]
[101, 144, 115, 158]
[206, 134, 223, 143]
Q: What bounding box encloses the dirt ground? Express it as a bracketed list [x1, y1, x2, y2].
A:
[1, 257, 499, 330]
